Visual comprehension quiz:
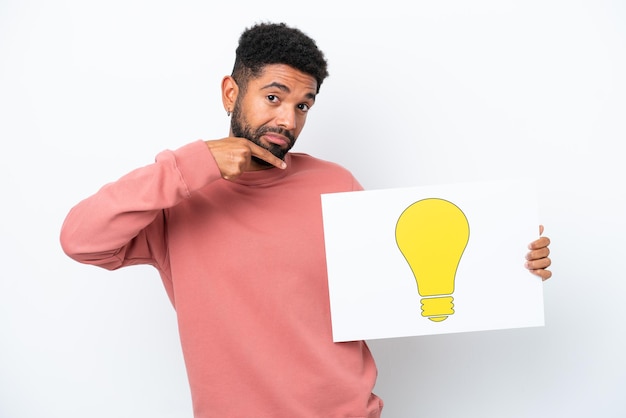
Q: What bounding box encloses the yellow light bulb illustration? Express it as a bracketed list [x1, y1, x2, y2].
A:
[395, 198, 470, 322]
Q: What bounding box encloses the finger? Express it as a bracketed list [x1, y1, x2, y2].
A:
[531, 268, 552, 281]
[528, 236, 550, 250]
[526, 246, 550, 261]
[247, 141, 287, 169]
[539, 224, 544, 235]
[525, 256, 551, 270]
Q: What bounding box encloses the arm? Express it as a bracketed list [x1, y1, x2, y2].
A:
[525, 225, 552, 281]
[59, 140, 222, 270]
[60, 137, 287, 270]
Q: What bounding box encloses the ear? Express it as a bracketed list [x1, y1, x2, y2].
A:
[221, 76, 239, 113]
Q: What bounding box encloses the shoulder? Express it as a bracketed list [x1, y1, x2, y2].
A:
[288, 152, 351, 173]
[287, 153, 363, 191]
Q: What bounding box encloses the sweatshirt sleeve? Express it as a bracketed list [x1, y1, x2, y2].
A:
[60, 140, 222, 272]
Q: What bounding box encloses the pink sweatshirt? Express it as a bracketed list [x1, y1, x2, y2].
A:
[60, 140, 383, 417]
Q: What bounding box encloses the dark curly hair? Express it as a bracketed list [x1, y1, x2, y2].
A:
[231, 22, 329, 94]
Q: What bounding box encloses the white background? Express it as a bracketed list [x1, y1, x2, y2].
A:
[1, 1, 625, 417]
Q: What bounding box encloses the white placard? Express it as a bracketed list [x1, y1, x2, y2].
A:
[321, 179, 544, 342]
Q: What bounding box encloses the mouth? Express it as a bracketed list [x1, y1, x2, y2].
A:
[263, 133, 291, 148]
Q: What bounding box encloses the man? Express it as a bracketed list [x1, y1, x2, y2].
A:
[60, 22, 552, 418]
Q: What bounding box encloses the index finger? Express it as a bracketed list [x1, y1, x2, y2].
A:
[248, 141, 287, 169]
[528, 236, 550, 250]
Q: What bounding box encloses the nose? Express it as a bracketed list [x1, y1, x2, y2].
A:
[276, 106, 296, 130]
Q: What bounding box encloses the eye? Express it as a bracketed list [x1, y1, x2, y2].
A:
[298, 103, 311, 112]
[267, 94, 279, 103]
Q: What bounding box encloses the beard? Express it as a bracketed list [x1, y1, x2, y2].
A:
[230, 101, 296, 167]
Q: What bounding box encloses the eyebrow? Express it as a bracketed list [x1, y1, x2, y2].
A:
[261, 82, 316, 101]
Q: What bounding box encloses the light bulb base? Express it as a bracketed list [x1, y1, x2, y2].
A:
[421, 296, 454, 321]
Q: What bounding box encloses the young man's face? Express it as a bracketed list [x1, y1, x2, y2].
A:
[230, 64, 318, 165]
